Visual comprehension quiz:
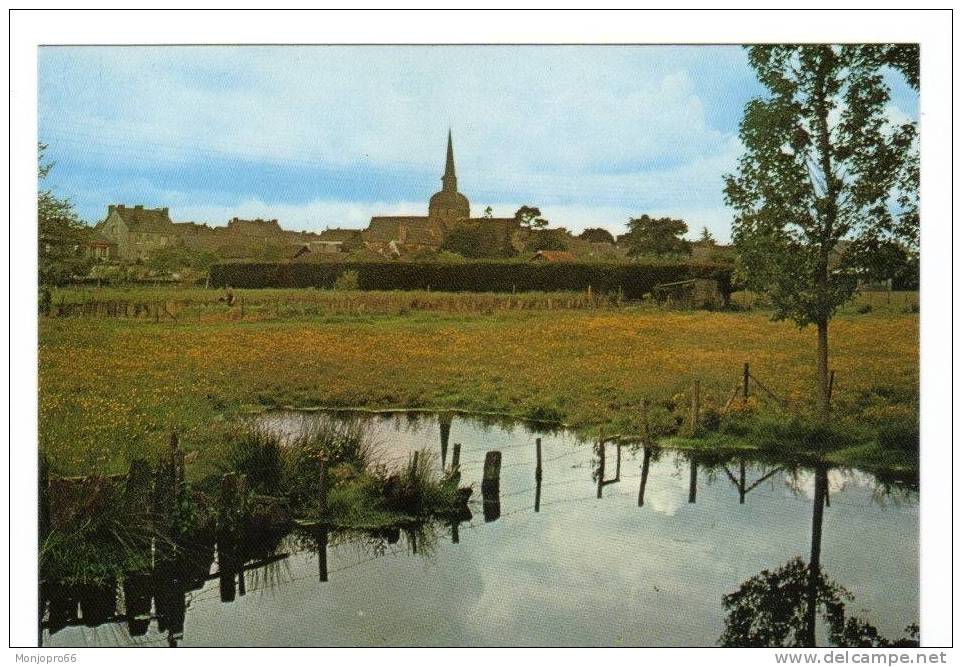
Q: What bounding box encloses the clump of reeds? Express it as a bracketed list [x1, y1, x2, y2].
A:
[40, 500, 160, 585]
[215, 418, 467, 528]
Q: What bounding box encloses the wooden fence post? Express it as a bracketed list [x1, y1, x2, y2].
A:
[318, 456, 328, 518]
[153, 432, 185, 543]
[687, 380, 701, 436]
[451, 443, 461, 482]
[123, 459, 152, 527]
[482, 451, 501, 488]
[743, 362, 750, 401]
[482, 451, 501, 522]
[828, 370, 836, 405]
[596, 440, 606, 499]
[439, 413, 452, 468]
[39, 453, 50, 542]
[218, 472, 238, 534]
[640, 399, 651, 445]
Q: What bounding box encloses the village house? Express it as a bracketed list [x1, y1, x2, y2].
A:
[96, 204, 179, 261]
[96, 205, 333, 261]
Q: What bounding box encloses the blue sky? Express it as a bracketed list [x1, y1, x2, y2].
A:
[38, 45, 919, 242]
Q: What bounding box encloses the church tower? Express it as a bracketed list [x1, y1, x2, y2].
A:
[429, 130, 470, 226]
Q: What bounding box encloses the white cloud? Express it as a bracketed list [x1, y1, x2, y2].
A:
[41, 46, 735, 176]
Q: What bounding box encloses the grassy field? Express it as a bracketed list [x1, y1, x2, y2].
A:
[39, 288, 919, 478]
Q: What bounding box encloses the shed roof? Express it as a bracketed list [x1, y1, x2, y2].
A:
[531, 250, 577, 263]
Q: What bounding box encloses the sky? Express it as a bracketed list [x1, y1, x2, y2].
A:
[38, 45, 919, 242]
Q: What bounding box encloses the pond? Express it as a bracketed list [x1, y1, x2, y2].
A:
[41, 411, 919, 647]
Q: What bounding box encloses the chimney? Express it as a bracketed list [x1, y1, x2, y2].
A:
[161, 207, 169, 216]
[108, 204, 116, 215]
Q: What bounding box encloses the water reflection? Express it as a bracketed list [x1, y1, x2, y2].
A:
[42, 412, 918, 648]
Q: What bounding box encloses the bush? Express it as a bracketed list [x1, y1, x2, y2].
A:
[525, 229, 569, 252]
[210, 260, 734, 301]
[333, 270, 360, 290]
[218, 427, 285, 495]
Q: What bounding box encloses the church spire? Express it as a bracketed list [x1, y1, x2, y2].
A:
[442, 129, 457, 193]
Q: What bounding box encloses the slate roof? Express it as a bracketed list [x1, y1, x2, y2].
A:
[111, 206, 175, 233]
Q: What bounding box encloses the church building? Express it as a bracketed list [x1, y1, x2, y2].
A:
[362, 132, 521, 256]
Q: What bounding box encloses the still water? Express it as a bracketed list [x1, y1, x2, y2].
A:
[42, 411, 918, 647]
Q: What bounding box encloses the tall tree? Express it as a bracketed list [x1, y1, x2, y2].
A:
[622, 215, 691, 258]
[525, 228, 570, 252]
[514, 205, 548, 231]
[724, 45, 918, 423]
[698, 227, 716, 245]
[38, 143, 90, 286]
[578, 227, 616, 244]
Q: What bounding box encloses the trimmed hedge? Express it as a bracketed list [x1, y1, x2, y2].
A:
[209, 261, 734, 300]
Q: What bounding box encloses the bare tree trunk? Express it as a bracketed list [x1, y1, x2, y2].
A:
[812, 47, 836, 429]
[817, 318, 831, 425]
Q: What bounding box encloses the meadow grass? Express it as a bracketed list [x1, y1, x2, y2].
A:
[39, 288, 918, 477]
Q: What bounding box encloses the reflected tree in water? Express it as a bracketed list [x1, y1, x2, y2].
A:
[721, 467, 917, 648]
[719, 558, 919, 648]
[719, 557, 848, 647]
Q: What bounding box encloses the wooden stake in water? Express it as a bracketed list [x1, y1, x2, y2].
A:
[596, 441, 605, 499]
[535, 438, 543, 482]
[439, 413, 452, 468]
[739, 460, 746, 505]
[317, 528, 329, 582]
[535, 438, 543, 513]
[482, 451, 501, 489]
[638, 447, 651, 507]
[482, 451, 502, 523]
[451, 443, 461, 484]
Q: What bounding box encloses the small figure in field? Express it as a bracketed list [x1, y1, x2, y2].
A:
[218, 287, 235, 306]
